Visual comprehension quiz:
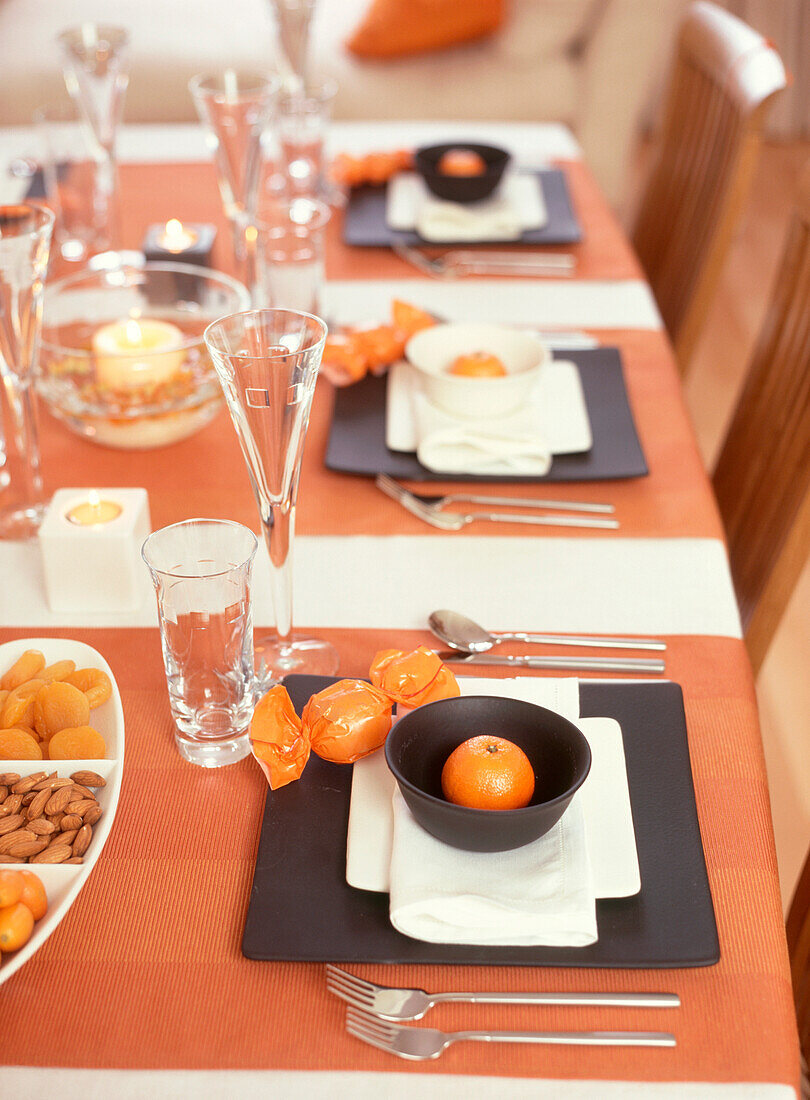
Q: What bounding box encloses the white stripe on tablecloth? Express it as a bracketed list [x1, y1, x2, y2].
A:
[0, 120, 581, 171]
[0, 537, 742, 638]
[324, 279, 662, 330]
[0, 1068, 796, 1100]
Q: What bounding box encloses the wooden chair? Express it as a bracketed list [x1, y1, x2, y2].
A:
[788, 844, 810, 1076]
[712, 166, 810, 675]
[632, 1, 787, 373]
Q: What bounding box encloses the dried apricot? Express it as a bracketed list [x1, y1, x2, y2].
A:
[0, 728, 43, 759]
[65, 668, 112, 709]
[47, 725, 106, 760]
[0, 650, 45, 692]
[0, 901, 35, 951]
[40, 659, 76, 684]
[392, 299, 435, 337]
[1, 679, 45, 728]
[18, 871, 47, 920]
[0, 870, 24, 908]
[33, 681, 90, 739]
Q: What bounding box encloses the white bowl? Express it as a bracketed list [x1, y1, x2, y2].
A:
[0, 637, 124, 988]
[405, 323, 549, 419]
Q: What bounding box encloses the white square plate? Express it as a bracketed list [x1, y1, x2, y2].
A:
[387, 172, 548, 236]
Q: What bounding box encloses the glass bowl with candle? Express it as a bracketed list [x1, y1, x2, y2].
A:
[39, 262, 250, 448]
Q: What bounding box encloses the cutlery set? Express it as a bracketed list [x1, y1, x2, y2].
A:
[393, 242, 577, 279]
[327, 965, 678, 1059]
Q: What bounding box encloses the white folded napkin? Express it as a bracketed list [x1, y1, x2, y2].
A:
[412, 387, 552, 475]
[416, 197, 522, 243]
[389, 789, 597, 947]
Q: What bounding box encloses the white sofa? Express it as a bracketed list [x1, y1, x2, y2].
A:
[0, 0, 686, 205]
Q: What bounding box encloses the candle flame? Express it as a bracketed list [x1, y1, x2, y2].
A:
[165, 218, 183, 238]
[88, 490, 101, 508]
[125, 318, 142, 345]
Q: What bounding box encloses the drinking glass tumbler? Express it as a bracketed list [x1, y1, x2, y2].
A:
[277, 77, 337, 199]
[204, 308, 338, 683]
[142, 519, 258, 768]
[0, 203, 55, 539]
[246, 197, 330, 312]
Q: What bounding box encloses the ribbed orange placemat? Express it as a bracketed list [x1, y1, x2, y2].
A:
[0, 628, 797, 1090]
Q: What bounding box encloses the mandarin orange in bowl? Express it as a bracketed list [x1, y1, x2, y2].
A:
[448, 351, 507, 378]
[385, 696, 591, 852]
[414, 142, 509, 202]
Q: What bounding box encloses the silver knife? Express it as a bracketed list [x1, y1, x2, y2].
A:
[441, 652, 666, 674]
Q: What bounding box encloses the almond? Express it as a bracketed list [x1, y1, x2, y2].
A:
[72, 824, 92, 857]
[0, 772, 21, 786]
[0, 813, 25, 836]
[49, 812, 65, 829]
[60, 814, 83, 831]
[1, 794, 23, 816]
[56, 829, 78, 847]
[0, 785, 7, 802]
[63, 856, 84, 864]
[6, 835, 48, 858]
[21, 791, 37, 806]
[0, 854, 25, 863]
[70, 771, 105, 788]
[83, 804, 102, 826]
[66, 799, 97, 817]
[69, 784, 96, 801]
[0, 828, 35, 853]
[31, 844, 72, 864]
[44, 786, 73, 815]
[11, 773, 46, 795]
[31, 771, 58, 790]
[27, 818, 56, 835]
[33, 775, 72, 792]
[26, 788, 51, 820]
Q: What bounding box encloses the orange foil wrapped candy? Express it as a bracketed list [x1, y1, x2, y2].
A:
[369, 645, 460, 709]
[303, 679, 393, 764]
[250, 685, 310, 789]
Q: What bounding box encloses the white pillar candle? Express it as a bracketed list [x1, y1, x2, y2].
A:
[92, 318, 186, 392]
[65, 490, 123, 526]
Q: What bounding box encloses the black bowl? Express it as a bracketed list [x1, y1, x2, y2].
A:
[385, 695, 591, 852]
[414, 142, 510, 203]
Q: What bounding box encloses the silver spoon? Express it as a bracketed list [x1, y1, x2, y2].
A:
[428, 609, 667, 654]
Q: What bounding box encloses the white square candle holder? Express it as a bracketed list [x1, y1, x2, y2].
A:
[38, 488, 151, 613]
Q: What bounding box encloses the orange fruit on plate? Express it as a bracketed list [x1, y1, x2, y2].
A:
[0, 900, 35, 952]
[438, 150, 487, 177]
[441, 735, 535, 811]
[18, 871, 48, 921]
[0, 870, 24, 909]
[448, 351, 507, 378]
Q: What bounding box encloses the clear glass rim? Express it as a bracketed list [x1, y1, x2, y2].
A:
[41, 260, 251, 358]
[249, 197, 331, 235]
[189, 70, 281, 101]
[57, 24, 130, 50]
[0, 202, 55, 242]
[204, 307, 328, 361]
[141, 518, 258, 579]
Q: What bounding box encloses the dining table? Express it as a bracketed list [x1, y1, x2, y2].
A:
[0, 119, 801, 1098]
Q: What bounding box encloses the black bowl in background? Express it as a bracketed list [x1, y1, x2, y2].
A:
[385, 695, 591, 852]
[414, 142, 510, 203]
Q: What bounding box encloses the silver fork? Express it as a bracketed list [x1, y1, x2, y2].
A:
[393, 242, 576, 279]
[375, 475, 619, 531]
[327, 965, 680, 1021]
[377, 474, 615, 515]
[346, 1008, 676, 1061]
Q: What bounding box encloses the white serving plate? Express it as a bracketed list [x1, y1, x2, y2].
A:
[0, 637, 124, 987]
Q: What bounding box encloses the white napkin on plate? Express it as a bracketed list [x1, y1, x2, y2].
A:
[416, 197, 522, 243]
[389, 789, 597, 947]
[412, 387, 552, 475]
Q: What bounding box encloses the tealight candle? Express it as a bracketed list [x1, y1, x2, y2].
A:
[157, 219, 199, 253]
[65, 491, 123, 527]
[93, 317, 186, 392]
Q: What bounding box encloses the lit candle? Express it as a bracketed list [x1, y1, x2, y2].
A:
[92, 317, 186, 391]
[157, 219, 199, 254]
[65, 490, 123, 527]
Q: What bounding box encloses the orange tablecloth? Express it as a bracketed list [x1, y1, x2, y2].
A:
[2, 155, 800, 1092]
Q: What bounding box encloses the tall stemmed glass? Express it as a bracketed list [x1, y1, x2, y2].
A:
[269, 0, 317, 89]
[57, 24, 129, 252]
[204, 308, 338, 681]
[0, 204, 55, 538]
[189, 71, 279, 265]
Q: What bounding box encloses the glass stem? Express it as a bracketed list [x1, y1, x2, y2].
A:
[263, 500, 295, 647]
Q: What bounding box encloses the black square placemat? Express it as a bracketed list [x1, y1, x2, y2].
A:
[325, 347, 648, 483]
[243, 677, 719, 968]
[344, 170, 582, 248]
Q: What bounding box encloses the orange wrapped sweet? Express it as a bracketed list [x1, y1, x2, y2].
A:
[369, 646, 460, 709]
[319, 300, 436, 388]
[250, 685, 310, 790]
[330, 148, 413, 188]
[303, 679, 393, 764]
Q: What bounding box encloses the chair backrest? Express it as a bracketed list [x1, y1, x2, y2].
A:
[712, 166, 810, 674]
[633, 1, 787, 372]
[787, 838, 810, 1064]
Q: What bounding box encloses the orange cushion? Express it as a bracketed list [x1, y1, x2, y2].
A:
[347, 0, 504, 60]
